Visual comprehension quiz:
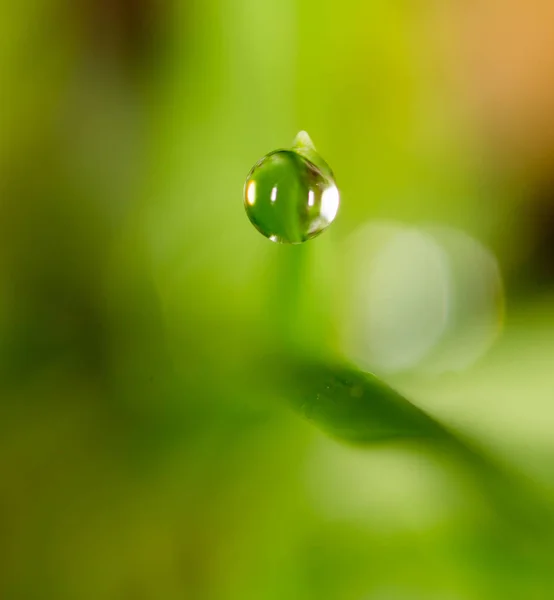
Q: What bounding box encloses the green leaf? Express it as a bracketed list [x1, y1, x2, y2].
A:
[272, 357, 447, 444]
[260, 355, 554, 545]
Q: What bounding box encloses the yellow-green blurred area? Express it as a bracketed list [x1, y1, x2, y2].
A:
[5, 0, 554, 598]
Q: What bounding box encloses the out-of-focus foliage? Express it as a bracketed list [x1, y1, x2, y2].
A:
[3, 0, 554, 599]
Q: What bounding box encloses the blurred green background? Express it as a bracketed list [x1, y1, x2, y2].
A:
[3, 0, 554, 598]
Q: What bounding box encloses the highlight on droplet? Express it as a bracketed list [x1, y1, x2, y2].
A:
[308, 189, 315, 207]
[320, 185, 340, 222]
[270, 186, 278, 202]
[246, 180, 256, 206]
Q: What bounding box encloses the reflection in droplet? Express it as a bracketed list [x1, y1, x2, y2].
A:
[338, 221, 504, 375]
[243, 133, 339, 244]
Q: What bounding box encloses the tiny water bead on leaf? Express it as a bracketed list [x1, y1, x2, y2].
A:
[244, 131, 340, 244]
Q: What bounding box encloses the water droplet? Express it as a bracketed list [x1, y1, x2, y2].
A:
[244, 131, 340, 244]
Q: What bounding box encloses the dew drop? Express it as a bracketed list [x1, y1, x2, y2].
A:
[243, 132, 340, 244]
